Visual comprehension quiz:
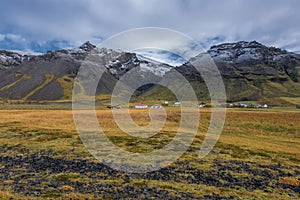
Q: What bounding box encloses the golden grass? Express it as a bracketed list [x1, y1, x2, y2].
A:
[279, 177, 299, 186]
[0, 107, 299, 199]
[0, 189, 41, 200]
[58, 185, 75, 191]
[0, 107, 298, 165]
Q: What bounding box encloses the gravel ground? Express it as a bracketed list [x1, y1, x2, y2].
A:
[0, 149, 299, 199]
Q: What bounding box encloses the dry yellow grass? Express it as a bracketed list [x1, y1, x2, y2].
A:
[220, 109, 300, 155]
[279, 177, 299, 186]
[58, 185, 75, 191]
[0, 107, 299, 199]
[0, 107, 299, 163]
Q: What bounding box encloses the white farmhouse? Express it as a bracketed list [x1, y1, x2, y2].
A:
[134, 104, 148, 109]
[198, 103, 206, 108]
[151, 104, 162, 109]
[173, 102, 181, 107]
[161, 101, 169, 106]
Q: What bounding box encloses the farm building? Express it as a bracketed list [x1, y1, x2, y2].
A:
[198, 103, 206, 108]
[134, 104, 148, 109]
[151, 104, 162, 109]
[257, 104, 268, 108]
[173, 102, 181, 107]
[161, 101, 169, 106]
[107, 105, 120, 109]
[229, 103, 249, 108]
[240, 103, 248, 108]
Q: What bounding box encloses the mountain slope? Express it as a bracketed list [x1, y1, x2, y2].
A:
[0, 42, 172, 101]
[0, 41, 299, 105]
[166, 41, 300, 104]
[211, 41, 300, 102]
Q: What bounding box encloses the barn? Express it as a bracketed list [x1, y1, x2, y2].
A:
[134, 104, 148, 109]
[173, 102, 181, 107]
[198, 103, 206, 108]
[151, 104, 162, 109]
[161, 101, 169, 106]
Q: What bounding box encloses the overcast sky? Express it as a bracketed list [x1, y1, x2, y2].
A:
[0, 0, 299, 53]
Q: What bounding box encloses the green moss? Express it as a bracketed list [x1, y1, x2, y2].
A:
[51, 173, 81, 181]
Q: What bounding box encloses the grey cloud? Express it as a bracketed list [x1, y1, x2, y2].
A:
[0, 0, 299, 52]
[0, 34, 5, 41]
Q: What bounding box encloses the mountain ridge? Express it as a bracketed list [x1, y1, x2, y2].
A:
[0, 41, 299, 106]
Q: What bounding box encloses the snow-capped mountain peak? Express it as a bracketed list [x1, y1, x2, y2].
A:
[208, 40, 290, 64]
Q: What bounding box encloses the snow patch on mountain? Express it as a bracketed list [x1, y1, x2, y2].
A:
[134, 49, 186, 67]
[139, 63, 171, 77]
[207, 41, 292, 64]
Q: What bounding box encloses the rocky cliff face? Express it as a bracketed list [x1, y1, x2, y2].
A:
[0, 51, 34, 70]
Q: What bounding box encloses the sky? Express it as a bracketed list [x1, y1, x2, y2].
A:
[0, 0, 300, 54]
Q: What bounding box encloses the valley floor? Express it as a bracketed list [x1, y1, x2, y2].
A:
[0, 107, 299, 199]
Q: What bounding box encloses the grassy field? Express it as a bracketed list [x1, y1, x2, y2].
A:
[0, 106, 299, 199]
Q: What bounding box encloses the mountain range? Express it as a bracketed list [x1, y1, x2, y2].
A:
[0, 41, 300, 106]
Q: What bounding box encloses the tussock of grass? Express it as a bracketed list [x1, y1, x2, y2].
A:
[51, 173, 81, 181]
[279, 177, 299, 186]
